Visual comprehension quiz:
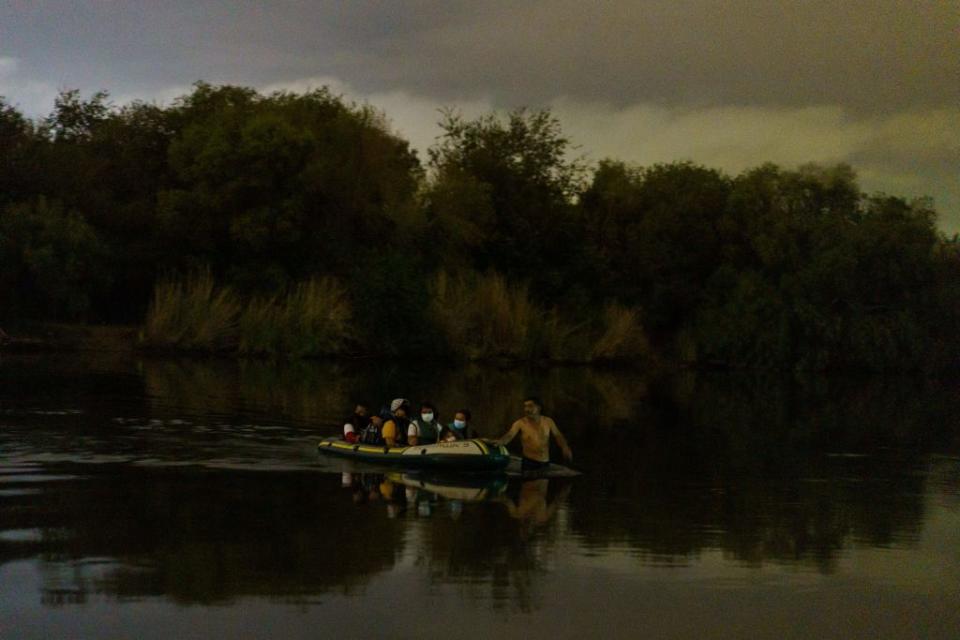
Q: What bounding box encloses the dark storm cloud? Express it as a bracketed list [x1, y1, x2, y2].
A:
[329, 0, 958, 114]
[1, 1, 957, 229]
[2, 1, 955, 112]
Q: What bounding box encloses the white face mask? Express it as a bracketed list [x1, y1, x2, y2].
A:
[421, 412, 434, 423]
[453, 419, 466, 429]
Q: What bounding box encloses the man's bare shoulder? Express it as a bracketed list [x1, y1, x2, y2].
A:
[542, 416, 557, 428]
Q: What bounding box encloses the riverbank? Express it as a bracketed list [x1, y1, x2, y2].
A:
[0, 322, 658, 368]
[0, 323, 138, 354]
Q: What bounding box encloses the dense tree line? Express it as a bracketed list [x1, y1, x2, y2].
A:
[1, 84, 957, 370]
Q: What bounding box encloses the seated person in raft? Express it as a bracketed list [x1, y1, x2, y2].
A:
[382, 398, 411, 447]
[493, 397, 573, 471]
[439, 409, 475, 442]
[408, 401, 441, 446]
[342, 403, 369, 443]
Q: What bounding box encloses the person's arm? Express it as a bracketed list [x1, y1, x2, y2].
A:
[408, 422, 419, 446]
[549, 419, 573, 461]
[494, 420, 521, 447]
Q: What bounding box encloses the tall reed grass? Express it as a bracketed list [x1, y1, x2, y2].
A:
[141, 269, 240, 351]
[239, 278, 352, 357]
[142, 268, 649, 362]
[589, 305, 651, 362]
[142, 272, 352, 356]
[431, 271, 542, 359]
[429, 271, 651, 363]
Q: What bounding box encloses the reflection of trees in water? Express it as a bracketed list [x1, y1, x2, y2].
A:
[4, 357, 960, 609]
[0, 467, 406, 605]
[569, 372, 958, 572]
[140, 359, 651, 444]
[0, 465, 576, 611]
[142, 359, 356, 427]
[412, 478, 571, 613]
[929, 456, 960, 508]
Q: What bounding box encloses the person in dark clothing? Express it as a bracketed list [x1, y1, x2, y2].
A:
[440, 408, 475, 442]
[343, 403, 370, 443]
[382, 398, 412, 447]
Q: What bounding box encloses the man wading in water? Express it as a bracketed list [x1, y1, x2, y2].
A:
[494, 397, 573, 472]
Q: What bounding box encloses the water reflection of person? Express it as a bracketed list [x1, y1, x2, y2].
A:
[340, 472, 379, 504]
[494, 397, 573, 471]
[498, 479, 571, 538]
[379, 478, 408, 518]
[361, 474, 383, 503]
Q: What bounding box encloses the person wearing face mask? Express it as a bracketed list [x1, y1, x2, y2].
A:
[408, 401, 441, 446]
[440, 409, 474, 442]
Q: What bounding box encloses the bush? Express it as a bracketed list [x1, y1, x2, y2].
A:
[0, 197, 109, 320]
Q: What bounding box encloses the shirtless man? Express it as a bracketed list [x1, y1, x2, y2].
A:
[494, 397, 573, 471]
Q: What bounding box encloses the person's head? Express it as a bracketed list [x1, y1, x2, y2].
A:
[523, 396, 543, 417]
[354, 404, 368, 417]
[453, 409, 471, 429]
[420, 401, 437, 423]
[390, 398, 409, 418]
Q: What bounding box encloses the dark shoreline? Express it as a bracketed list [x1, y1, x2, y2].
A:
[0, 322, 659, 368]
[0, 323, 138, 354]
[4, 322, 958, 376]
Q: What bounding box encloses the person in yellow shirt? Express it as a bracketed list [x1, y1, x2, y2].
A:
[381, 398, 411, 447]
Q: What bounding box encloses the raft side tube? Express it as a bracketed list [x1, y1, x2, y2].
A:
[317, 437, 509, 471]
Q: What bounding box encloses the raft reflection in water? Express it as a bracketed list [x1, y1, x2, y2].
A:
[341, 470, 572, 533]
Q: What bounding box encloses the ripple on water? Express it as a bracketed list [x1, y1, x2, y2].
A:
[0, 528, 45, 542]
[0, 474, 78, 484]
[0, 488, 42, 497]
[0, 464, 45, 474]
[1, 408, 83, 417]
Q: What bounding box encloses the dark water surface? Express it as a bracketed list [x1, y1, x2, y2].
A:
[1, 354, 958, 639]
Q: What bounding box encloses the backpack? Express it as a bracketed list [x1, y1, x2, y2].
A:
[360, 420, 384, 445]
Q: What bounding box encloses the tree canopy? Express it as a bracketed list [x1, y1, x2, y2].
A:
[0, 84, 955, 370]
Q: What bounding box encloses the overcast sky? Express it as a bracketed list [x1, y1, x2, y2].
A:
[1, 1, 957, 230]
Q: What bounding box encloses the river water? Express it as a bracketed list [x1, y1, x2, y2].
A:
[1, 354, 958, 639]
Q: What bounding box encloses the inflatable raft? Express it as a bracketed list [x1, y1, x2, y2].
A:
[317, 437, 510, 472]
